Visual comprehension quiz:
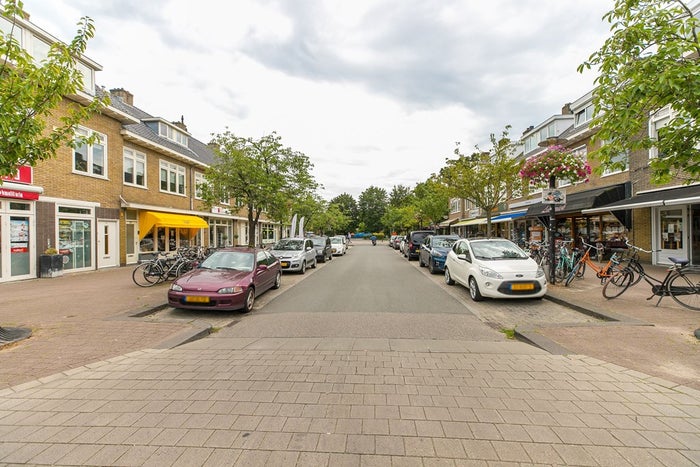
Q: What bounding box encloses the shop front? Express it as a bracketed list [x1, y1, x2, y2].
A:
[583, 184, 700, 266]
[0, 168, 42, 282]
[137, 210, 209, 256]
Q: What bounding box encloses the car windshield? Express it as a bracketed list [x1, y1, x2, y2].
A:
[273, 239, 303, 251]
[470, 240, 528, 260]
[433, 238, 457, 248]
[200, 251, 254, 271]
[331, 238, 342, 244]
[311, 238, 326, 246]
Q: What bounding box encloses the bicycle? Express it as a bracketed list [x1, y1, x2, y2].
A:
[554, 239, 579, 284]
[564, 239, 623, 286]
[602, 256, 700, 310]
[613, 240, 655, 287]
[132, 250, 198, 287]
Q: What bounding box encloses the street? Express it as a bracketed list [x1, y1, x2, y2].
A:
[1, 243, 698, 466]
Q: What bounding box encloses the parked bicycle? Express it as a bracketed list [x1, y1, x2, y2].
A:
[602, 256, 700, 310]
[132, 248, 202, 287]
[564, 239, 623, 286]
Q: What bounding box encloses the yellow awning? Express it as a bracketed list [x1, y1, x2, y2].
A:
[138, 211, 208, 239]
[452, 218, 486, 227]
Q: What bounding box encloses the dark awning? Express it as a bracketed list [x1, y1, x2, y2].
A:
[526, 183, 628, 217]
[582, 184, 700, 214]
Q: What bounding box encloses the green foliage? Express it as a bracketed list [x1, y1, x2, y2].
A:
[389, 184, 414, 207]
[440, 126, 522, 236]
[205, 131, 318, 246]
[579, 0, 700, 183]
[0, 0, 108, 177]
[358, 186, 388, 233]
[329, 193, 358, 231]
[413, 177, 449, 227]
[381, 204, 418, 233]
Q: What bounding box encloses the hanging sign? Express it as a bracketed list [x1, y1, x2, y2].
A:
[542, 188, 566, 205]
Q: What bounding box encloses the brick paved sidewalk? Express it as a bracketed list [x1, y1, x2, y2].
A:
[1, 336, 698, 466]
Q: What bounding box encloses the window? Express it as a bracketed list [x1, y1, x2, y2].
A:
[76, 61, 95, 94]
[194, 172, 206, 199]
[158, 122, 188, 147]
[123, 148, 146, 187]
[0, 17, 22, 46]
[159, 160, 186, 195]
[574, 105, 594, 127]
[262, 224, 275, 243]
[649, 107, 671, 159]
[31, 35, 50, 63]
[73, 127, 107, 177]
[602, 145, 629, 176]
[450, 198, 461, 214]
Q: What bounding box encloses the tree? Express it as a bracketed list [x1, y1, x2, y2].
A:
[440, 126, 521, 237]
[358, 186, 388, 233]
[0, 0, 108, 179]
[329, 193, 358, 232]
[413, 177, 449, 228]
[311, 203, 350, 235]
[204, 131, 318, 246]
[381, 204, 417, 234]
[388, 184, 414, 207]
[579, 0, 700, 183]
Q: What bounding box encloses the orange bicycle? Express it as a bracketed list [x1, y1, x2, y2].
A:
[564, 239, 624, 286]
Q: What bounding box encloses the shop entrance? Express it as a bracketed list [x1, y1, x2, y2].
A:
[657, 206, 686, 265]
[0, 201, 35, 282]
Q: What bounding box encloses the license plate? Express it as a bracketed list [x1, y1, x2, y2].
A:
[281, 261, 289, 267]
[511, 283, 535, 291]
[185, 296, 210, 303]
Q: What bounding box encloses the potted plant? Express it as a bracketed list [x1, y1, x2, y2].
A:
[39, 247, 64, 278]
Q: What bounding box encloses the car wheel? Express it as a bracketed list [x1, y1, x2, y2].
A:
[418, 255, 424, 267]
[328, 253, 333, 261]
[311, 258, 317, 268]
[272, 272, 281, 289]
[242, 288, 255, 313]
[444, 267, 455, 285]
[468, 276, 484, 302]
[428, 259, 436, 274]
[300, 261, 306, 274]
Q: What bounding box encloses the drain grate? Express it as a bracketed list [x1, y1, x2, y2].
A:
[0, 326, 32, 345]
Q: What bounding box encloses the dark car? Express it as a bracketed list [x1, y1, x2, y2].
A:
[167, 247, 281, 313]
[310, 236, 333, 263]
[404, 230, 435, 261]
[418, 234, 460, 274]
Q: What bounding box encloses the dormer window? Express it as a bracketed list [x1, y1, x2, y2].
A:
[158, 122, 189, 147]
[574, 105, 594, 127]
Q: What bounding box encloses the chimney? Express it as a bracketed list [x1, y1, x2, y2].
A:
[561, 103, 572, 115]
[110, 88, 133, 106]
[172, 115, 188, 132]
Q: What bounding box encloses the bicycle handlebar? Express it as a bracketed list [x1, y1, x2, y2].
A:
[624, 240, 654, 254]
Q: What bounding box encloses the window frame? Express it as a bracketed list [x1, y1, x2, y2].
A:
[123, 147, 147, 188]
[159, 160, 186, 196]
[73, 126, 107, 179]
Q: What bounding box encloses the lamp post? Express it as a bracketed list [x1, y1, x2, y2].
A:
[548, 175, 556, 284]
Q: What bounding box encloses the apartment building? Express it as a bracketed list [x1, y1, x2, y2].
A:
[0, 13, 279, 283]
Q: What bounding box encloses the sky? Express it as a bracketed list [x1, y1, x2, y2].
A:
[23, 0, 614, 201]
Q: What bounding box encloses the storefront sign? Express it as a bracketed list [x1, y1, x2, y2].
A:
[1, 166, 33, 184]
[542, 188, 566, 205]
[1, 166, 39, 199]
[0, 187, 40, 200]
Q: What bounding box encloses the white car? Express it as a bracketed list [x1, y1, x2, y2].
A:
[444, 238, 547, 301]
[330, 236, 347, 255]
[269, 238, 317, 274]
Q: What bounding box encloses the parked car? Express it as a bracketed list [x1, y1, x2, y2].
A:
[444, 238, 547, 301]
[167, 247, 281, 313]
[398, 236, 407, 253]
[404, 230, 435, 260]
[330, 235, 347, 255]
[269, 238, 317, 273]
[392, 235, 404, 250]
[311, 236, 333, 262]
[418, 234, 460, 274]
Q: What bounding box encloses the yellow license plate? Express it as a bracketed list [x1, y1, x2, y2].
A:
[281, 261, 289, 267]
[511, 283, 535, 291]
[185, 296, 210, 303]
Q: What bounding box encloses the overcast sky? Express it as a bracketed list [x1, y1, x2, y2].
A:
[24, 0, 613, 200]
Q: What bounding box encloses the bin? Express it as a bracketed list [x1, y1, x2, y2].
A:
[39, 254, 64, 278]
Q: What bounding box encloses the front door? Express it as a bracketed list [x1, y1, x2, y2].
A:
[125, 222, 138, 264]
[97, 220, 119, 269]
[657, 206, 687, 265]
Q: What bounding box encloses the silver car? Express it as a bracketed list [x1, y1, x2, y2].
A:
[270, 238, 317, 274]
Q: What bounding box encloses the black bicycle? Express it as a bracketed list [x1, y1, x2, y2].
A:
[602, 256, 700, 310]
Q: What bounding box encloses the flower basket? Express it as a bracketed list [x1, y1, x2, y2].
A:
[519, 145, 591, 186]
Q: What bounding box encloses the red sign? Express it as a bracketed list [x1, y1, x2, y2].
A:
[0, 187, 39, 200]
[1, 166, 33, 184]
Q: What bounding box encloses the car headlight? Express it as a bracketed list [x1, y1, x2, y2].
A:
[218, 286, 243, 294]
[170, 284, 182, 292]
[479, 266, 503, 279]
[433, 251, 445, 258]
[536, 266, 545, 278]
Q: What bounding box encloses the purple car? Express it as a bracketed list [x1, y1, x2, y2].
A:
[168, 247, 281, 313]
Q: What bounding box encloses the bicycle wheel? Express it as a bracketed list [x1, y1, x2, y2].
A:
[132, 262, 163, 287]
[628, 261, 644, 286]
[575, 261, 586, 278]
[602, 270, 633, 299]
[668, 271, 700, 311]
[176, 259, 196, 277]
[554, 261, 568, 283]
[564, 262, 580, 286]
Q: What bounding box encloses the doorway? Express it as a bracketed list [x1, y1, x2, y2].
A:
[97, 220, 119, 269]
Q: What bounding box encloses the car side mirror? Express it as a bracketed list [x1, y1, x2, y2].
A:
[257, 264, 268, 271]
[457, 253, 471, 263]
